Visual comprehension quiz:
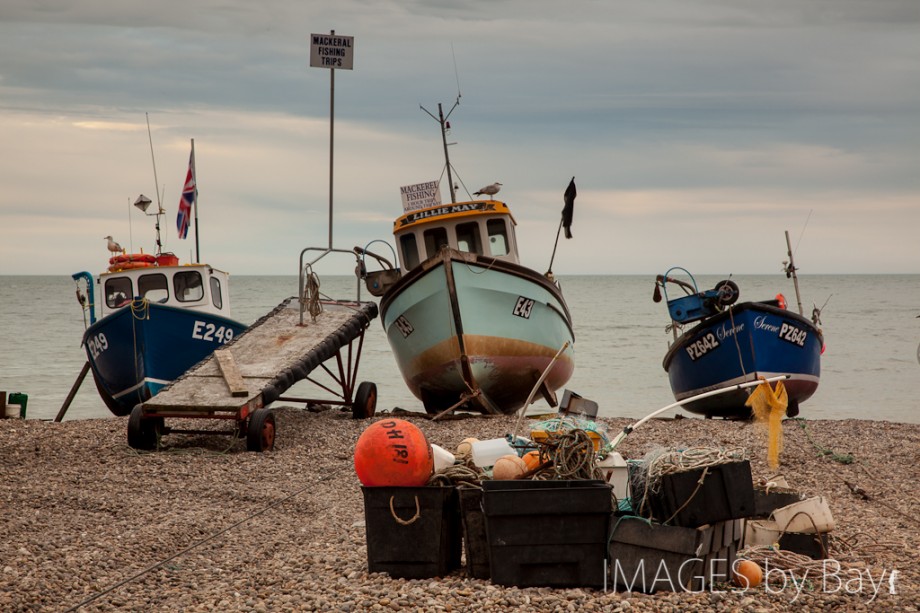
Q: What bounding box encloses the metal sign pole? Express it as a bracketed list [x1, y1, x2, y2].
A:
[309, 30, 354, 251]
[329, 51, 335, 249]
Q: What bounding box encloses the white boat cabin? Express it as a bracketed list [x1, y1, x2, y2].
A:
[392, 200, 520, 271]
[97, 263, 232, 318]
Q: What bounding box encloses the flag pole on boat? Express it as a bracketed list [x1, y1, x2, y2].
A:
[546, 177, 576, 277]
[309, 30, 355, 249]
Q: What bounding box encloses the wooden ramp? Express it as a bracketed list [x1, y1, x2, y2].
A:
[141, 296, 378, 418]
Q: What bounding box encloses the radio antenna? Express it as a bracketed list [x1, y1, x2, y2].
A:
[451, 42, 462, 101]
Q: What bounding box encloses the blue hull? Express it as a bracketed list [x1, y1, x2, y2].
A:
[82, 302, 246, 416]
[664, 302, 822, 417]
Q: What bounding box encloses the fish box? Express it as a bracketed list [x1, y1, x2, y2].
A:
[609, 517, 744, 593]
[771, 496, 835, 534]
[482, 480, 612, 588]
[633, 460, 755, 528]
[362, 486, 462, 579]
[743, 518, 829, 559]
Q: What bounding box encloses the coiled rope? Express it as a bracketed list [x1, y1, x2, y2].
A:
[302, 268, 323, 321]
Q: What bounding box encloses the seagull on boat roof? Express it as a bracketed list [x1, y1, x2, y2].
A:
[474, 182, 502, 198]
[104, 235, 123, 254]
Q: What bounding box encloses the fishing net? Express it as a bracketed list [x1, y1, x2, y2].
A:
[746, 379, 788, 470]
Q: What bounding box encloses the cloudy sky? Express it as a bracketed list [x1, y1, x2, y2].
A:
[1, 0, 917, 276]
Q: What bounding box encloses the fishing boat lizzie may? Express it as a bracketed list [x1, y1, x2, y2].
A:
[360, 102, 577, 416]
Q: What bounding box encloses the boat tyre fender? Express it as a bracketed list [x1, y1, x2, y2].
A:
[714, 280, 740, 306]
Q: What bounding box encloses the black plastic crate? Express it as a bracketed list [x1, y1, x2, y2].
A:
[482, 480, 612, 588]
[631, 460, 754, 527]
[609, 516, 743, 593]
[362, 486, 462, 579]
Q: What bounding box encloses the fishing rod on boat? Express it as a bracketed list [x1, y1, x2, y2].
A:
[608, 375, 790, 450]
[783, 230, 804, 316]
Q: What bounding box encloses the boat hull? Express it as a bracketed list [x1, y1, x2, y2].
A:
[664, 302, 822, 418]
[380, 250, 574, 415]
[82, 301, 246, 416]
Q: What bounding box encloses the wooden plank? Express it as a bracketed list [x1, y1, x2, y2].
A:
[214, 349, 248, 397]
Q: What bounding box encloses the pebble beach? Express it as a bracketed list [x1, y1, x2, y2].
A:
[1, 408, 917, 612]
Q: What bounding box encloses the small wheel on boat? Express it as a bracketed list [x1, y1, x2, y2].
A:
[247, 408, 276, 452]
[352, 381, 378, 419]
[127, 404, 160, 451]
[714, 279, 740, 306]
[786, 400, 800, 418]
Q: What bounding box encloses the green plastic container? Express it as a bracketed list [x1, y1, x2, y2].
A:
[6, 392, 28, 418]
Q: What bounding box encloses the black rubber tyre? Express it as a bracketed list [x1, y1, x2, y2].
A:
[352, 381, 378, 419]
[786, 400, 800, 418]
[247, 408, 276, 452]
[714, 279, 740, 306]
[127, 404, 158, 451]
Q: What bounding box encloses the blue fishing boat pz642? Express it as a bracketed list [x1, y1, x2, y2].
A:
[653, 233, 824, 419]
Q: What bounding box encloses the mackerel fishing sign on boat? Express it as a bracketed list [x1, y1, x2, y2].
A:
[68, 134, 246, 418]
[357, 98, 576, 416]
[652, 231, 825, 419]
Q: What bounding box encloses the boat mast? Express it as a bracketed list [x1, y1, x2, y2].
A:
[144, 114, 165, 256]
[784, 230, 804, 315]
[421, 97, 460, 204]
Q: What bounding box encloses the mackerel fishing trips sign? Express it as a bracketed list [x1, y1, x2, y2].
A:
[310, 33, 354, 70]
[400, 180, 441, 212]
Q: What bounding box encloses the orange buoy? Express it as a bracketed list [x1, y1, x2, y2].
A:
[492, 454, 528, 480]
[775, 293, 787, 309]
[522, 450, 542, 472]
[732, 559, 763, 588]
[354, 419, 433, 487]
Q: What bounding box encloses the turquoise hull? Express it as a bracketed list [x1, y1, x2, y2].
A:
[380, 250, 574, 414]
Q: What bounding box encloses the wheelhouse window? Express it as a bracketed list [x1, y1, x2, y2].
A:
[400, 234, 420, 270]
[210, 277, 223, 309]
[487, 219, 509, 256]
[174, 271, 204, 303]
[139, 273, 169, 303]
[104, 277, 133, 308]
[456, 222, 482, 254]
[423, 227, 449, 259]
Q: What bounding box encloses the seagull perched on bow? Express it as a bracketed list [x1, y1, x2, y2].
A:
[474, 182, 502, 198]
[104, 235, 123, 254]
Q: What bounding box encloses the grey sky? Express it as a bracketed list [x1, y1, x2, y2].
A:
[1, 0, 917, 275]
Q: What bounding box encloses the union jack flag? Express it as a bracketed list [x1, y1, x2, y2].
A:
[177, 147, 196, 239]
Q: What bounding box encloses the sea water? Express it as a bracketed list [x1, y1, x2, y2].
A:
[1, 274, 918, 424]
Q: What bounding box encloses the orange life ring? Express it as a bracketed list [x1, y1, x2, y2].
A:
[109, 253, 156, 266]
[775, 293, 787, 309]
[108, 261, 155, 272]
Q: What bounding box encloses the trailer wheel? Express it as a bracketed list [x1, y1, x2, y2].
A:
[352, 381, 377, 419]
[247, 408, 276, 452]
[127, 405, 159, 451]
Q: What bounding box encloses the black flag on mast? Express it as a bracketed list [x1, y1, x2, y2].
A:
[562, 177, 576, 239]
